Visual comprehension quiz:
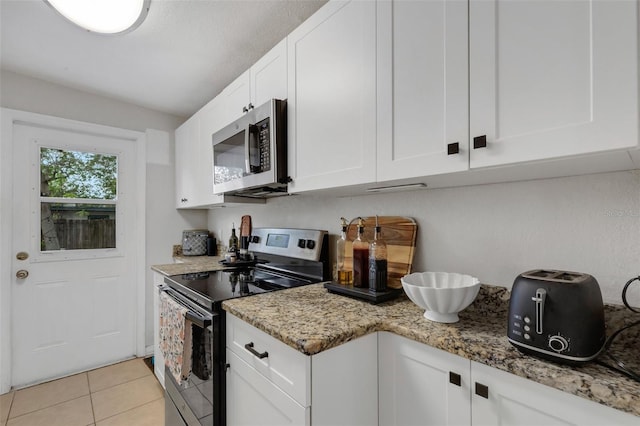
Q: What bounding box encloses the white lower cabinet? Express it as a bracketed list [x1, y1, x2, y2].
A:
[380, 333, 639, 426]
[379, 332, 471, 426]
[226, 349, 308, 426]
[226, 313, 378, 426]
[471, 361, 639, 426]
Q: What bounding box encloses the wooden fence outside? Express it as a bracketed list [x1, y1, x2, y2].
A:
[52, 219, 116, 249]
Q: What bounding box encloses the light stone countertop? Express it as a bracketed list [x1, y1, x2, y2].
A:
[222, 283, 640, 417]
[151, 255, 232, 276]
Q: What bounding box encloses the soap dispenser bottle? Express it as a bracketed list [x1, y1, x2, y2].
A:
[352, 217, 369, 288]
[336, 217, 352, 285]
[368, 216, 388, 292]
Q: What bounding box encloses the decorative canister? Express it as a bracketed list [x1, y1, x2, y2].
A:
[182, 230, 209, 256]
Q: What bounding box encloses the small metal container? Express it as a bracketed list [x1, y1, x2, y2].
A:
[182, 230, 209, 256]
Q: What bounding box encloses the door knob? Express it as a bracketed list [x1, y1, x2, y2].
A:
[16, 270, 29, 279]
[16, 252, 29, 261]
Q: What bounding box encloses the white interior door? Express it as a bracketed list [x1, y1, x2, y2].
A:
[11, 123, 139, 387]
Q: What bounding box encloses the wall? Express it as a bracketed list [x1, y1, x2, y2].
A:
[1, 70, 181, 133]
[208, 170, 640, 306]
[1, 70, 209, 351]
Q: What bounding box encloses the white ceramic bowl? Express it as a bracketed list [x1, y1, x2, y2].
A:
[401, 272, 480, 323]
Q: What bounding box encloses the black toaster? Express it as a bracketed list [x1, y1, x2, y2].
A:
[507, 269, 606, 364]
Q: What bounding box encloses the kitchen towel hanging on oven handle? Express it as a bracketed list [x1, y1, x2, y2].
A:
[159, 291, 193, 383]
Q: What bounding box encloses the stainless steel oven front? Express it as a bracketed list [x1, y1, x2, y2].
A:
[162, 287, 223, 426]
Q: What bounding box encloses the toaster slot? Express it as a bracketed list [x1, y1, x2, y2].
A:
[528, 270, 556, 278]
[531, 288, 547, 334]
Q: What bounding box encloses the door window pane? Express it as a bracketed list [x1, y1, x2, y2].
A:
[40, 147, 118, 251]
[41, 203, 116, 250]
[40, 148, 117, 199]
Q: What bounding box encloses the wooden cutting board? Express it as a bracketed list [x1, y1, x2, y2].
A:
[344, 216, 417, 289]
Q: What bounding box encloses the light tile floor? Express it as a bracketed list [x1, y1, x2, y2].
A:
[0, 358, 164, 426]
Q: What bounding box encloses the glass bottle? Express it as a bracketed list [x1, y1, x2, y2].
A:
[228, 223, 239, 255]
[352, 217, 369, 288]
[336, 217, 352, 284]
[369, 216, 388, 292]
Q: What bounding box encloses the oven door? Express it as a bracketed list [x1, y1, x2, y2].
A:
[162, 289, 221, 426]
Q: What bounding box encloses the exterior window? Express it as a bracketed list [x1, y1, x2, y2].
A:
[40, 148, 118, 251]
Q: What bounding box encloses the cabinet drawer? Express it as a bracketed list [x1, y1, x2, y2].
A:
[226, 314, 310, 406]
[226, 350, 308, 426]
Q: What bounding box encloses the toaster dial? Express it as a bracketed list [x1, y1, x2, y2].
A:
[548, 333, 570, 353]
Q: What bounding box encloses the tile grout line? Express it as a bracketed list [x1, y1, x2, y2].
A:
[91, 396, 164, 424]
[89, 371, 154, 395]
[5, 394, 90, 424]
[6, 391, 15, 421]
[85, 372, 96, 425]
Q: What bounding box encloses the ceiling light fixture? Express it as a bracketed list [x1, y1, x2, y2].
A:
[44, 0, 151, 35]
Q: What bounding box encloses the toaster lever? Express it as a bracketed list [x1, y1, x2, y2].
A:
[531, 288, 547, 334]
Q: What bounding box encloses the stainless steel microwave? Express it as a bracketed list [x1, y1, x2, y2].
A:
[212, 99, 288, 197]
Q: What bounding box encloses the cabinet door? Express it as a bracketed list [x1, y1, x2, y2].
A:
[471, 361, 639, 426]
[174, 114, 201, 208]
[377, 0, 468, 182]
[226, 349, 309, 426]
[218, 69, 251, 129]
[469, 0, 639, 168]
[287, 0, 377, 193]
[378, 332, 471, 426]
[226, 313, 310, 406]
[251, 38, 287, 107]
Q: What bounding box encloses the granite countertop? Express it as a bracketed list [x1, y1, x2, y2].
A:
[222, 283, 640, 417]
[151, 255, 231, 276]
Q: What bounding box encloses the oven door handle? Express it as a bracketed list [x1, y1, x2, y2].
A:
[185, 311, 211, 329]
[161, 286, 215, 329]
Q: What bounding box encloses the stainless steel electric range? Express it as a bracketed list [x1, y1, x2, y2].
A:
[162, 228, 329, 426]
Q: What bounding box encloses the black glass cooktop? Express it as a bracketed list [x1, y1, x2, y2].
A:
[164, 266, 315, 310]
[167, 270, 270, 302]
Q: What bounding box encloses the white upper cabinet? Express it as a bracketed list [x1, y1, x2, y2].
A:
[287, 0, 377, 193]
[216, 69, 251, 130]
[175, 113, 203, 208]
[469, 0, 639, 168]
[377, 0, 469, 182]
[216, 39, 288, 130]
[251, 38, 288, 108]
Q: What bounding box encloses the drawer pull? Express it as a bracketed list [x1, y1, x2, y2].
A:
[245, 342, 269, 359]
[475, 382, 489, 399]
[449, 371, 461, 386]
[447, 142, 460, 155]
[473, 135, 487, 149]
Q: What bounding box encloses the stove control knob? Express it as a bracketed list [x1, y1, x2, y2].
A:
[306, 240, 315, 250]
[297, 239, 306, 248]
[548, 334, 569, 353]
[251, 236, 260, 244]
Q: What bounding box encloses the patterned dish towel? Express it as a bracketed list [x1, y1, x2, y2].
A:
[159, 291, 193, 383]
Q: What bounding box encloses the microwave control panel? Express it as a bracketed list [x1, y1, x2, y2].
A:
[257, 119, 270, 172]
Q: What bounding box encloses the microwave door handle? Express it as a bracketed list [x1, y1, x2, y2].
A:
[244, 124, 259, 174]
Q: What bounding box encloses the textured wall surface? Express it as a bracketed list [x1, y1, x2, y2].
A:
[208, 170, 640, 306]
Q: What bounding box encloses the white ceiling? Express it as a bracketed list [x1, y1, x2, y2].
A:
[0, 0, 327, 118]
